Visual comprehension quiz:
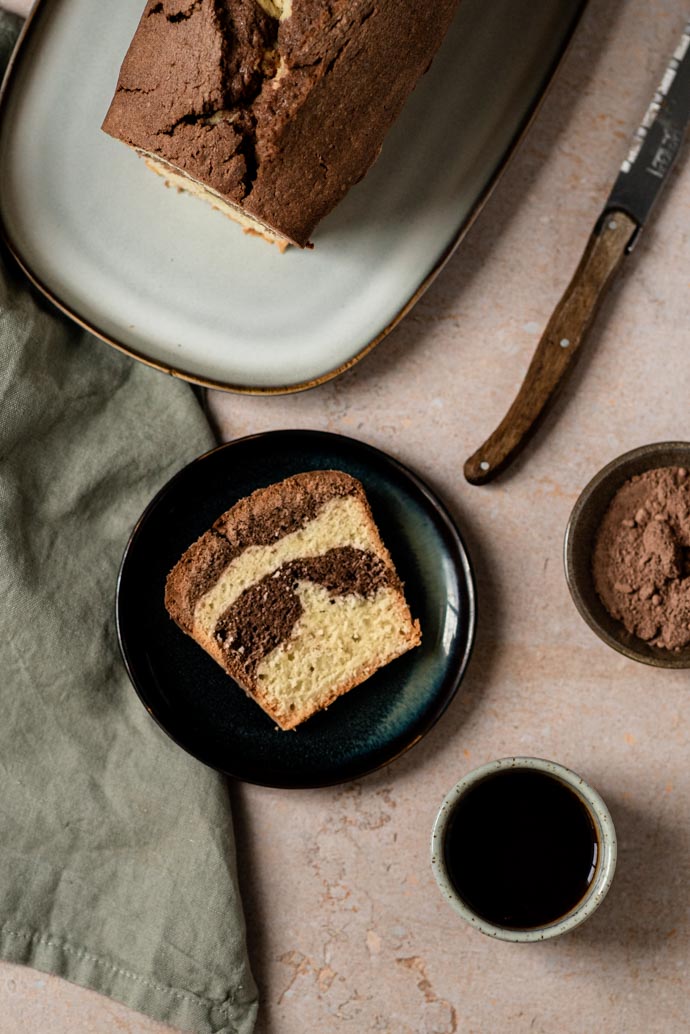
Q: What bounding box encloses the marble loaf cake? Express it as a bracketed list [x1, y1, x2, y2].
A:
[164, 471, 421, 729]
[102, 0, 461, 248]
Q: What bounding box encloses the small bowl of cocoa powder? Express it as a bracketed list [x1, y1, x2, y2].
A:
[565, 442, 690, 668]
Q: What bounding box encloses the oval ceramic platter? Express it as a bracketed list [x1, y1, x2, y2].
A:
[116, 431, 476, 788]
[0, 0, 587, 393]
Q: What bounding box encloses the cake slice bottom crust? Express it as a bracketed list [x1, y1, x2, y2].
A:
[143, 154, 291, 250]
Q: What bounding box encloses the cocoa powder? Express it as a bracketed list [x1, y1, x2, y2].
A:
[592, 466, 690, 651]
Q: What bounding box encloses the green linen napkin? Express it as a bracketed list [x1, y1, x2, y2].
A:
[0, 13, 257, 1033]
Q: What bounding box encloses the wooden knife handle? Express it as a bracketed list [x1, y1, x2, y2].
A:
[464, 210, 638, 486]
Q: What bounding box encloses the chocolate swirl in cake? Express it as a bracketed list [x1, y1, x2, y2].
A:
[165, 470, 359, 632]
[213, 545, 399, 676]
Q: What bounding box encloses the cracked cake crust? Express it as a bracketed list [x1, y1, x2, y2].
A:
[102, 0, 461, 247]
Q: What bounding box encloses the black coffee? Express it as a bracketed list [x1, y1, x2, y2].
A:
[444, 769, 598, 929]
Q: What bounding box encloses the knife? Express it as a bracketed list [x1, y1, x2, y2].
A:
[464, 22, 690, 486]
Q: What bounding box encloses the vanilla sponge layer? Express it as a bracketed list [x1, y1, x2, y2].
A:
[256, 0, 292, 18]
[194, 494, 384, 636]
[255, 581, 415, 725]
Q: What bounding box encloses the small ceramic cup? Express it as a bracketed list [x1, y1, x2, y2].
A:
[431, 757, 617, 942]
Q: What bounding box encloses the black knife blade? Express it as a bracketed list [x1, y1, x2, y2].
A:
[606, 23, 690, 241]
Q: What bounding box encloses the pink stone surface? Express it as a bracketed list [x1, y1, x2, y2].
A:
[2, 0, 690, 1032]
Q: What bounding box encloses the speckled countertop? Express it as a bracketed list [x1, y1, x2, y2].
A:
[2, 0, 689, 1031]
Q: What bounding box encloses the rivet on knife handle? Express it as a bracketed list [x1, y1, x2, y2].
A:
[464, 211, 638, 486]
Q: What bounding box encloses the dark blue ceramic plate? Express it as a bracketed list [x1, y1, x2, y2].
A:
[116, 431, 476, 788]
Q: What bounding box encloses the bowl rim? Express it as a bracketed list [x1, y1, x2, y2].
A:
[564, 440, 690, 669]
[430, 756, 617, 942]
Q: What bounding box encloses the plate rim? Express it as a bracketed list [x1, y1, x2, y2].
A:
[0, 0, 589, 395]
[115, 429, 478, 788]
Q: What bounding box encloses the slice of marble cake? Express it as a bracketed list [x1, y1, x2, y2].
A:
[165, 470, 421, 729]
